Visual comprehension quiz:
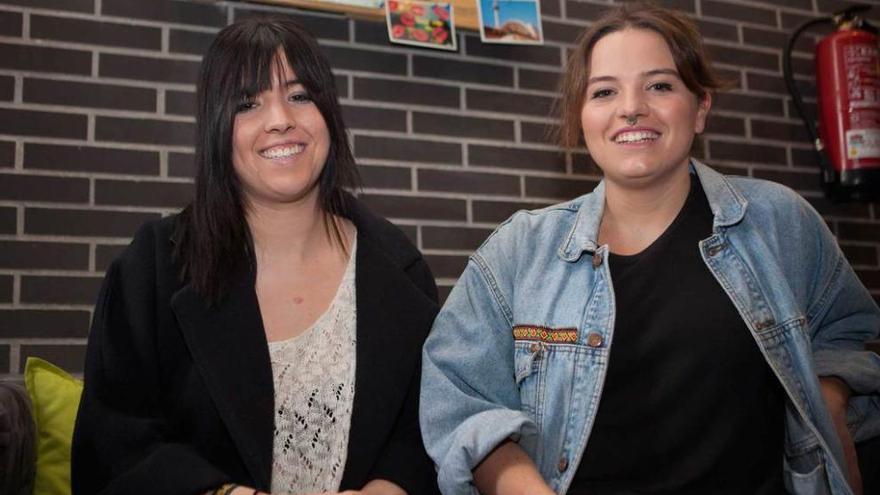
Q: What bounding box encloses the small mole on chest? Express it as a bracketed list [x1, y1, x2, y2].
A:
[292, 296, 304, 304]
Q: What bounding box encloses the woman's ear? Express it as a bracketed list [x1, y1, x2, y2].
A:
[694, 92, 712, 135]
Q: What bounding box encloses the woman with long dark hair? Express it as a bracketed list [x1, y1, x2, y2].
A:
[420, 3, 880, 494]
[72, 18, 439, 495]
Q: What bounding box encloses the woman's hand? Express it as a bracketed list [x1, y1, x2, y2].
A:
[202, 486, 264, 495]
[358, 479, 406, 495]
[230, 486, 265, 495]
[819, 376, 863, 495]
[323, 478, 407, 495]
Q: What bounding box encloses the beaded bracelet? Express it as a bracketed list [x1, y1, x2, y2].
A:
[214, 484, 239, 495]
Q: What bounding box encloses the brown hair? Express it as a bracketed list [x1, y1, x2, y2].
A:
[557, 1, 729, 148]
[0, 383, 36, 495]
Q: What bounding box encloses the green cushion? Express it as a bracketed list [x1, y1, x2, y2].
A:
[24, 357, 83, 495]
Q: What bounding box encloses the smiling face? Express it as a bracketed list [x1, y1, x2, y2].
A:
[231, 50, 330, 210]
[580, 28, 710, 189]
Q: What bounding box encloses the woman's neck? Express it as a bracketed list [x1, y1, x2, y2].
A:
[246, 194, 344, 266]
[599, 167, 692, 255]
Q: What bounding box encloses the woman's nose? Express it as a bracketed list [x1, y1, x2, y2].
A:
[616, 89, 649, 120]
[264, 100, 295, 133]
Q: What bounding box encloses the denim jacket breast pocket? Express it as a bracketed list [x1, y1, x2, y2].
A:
[514, 340, 544, 417]
[512, 326, 578, 425]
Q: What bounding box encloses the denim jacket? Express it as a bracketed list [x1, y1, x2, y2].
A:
[420, 161, 880, 495]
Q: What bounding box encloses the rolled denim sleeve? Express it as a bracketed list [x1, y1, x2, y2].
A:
[808, 262, 880, 395]
[805, 213, 880, 395]
[420, 255, 538, 495]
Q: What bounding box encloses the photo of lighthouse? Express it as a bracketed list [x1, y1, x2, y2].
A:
[477, 0, 542, 44]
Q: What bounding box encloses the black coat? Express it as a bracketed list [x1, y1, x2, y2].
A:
[72, 200, 441, 495]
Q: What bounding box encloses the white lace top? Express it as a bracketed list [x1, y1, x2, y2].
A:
[268, 238, 357, 494]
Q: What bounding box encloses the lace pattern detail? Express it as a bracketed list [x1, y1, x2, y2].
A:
[269, 239, 357, 493]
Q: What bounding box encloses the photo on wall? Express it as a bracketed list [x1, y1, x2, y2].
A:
[477, 0, 543, 44]
[386, 0, 457, 51]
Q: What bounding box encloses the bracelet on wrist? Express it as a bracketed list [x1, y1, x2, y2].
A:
[214, 484, 239, 495]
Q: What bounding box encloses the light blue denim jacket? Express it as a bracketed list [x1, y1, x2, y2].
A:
[420, 161, 880, 495]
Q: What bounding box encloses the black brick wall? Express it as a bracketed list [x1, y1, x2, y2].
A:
[2, 0, 880, 378]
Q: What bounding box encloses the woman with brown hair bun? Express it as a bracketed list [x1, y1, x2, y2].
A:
[72, 17, 440, 495]
[420, 2, 880, 494]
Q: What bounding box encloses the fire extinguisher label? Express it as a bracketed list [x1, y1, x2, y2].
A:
[846, 129, 880, 159]
[845, 43, 880, 108]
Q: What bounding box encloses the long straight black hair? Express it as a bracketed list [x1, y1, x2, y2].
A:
[176, 17, 359, 304]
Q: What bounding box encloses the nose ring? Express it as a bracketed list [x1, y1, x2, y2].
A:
[625, 115, 638, 126]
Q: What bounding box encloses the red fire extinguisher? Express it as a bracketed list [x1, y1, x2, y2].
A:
[785, 5, 880, 201]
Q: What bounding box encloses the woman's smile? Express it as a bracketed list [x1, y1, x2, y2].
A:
[259, 141, 307, 161]
[611, 127, 661, 145]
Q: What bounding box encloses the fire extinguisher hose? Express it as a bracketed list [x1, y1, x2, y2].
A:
[783, 16, 836, 184]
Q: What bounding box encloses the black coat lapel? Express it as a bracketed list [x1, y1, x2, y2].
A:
[170, 266, 274, 490]
[339, 234, 437, 488]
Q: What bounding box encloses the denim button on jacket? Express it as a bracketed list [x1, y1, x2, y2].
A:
[420, 160, 880, 495]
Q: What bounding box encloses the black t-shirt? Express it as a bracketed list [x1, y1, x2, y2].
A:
[569, 177, 785, 494]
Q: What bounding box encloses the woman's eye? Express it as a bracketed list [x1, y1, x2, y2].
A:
[236, 100, 256, 112]
[590, 88, 614, 99]
[289, 92, 312, 103]
[649, 82, 673, 92]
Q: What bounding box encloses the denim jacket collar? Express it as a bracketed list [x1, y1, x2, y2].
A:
[693, 159, 749, 229]
[558, 159, 748, 262]
[558, 180, 605, 261]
